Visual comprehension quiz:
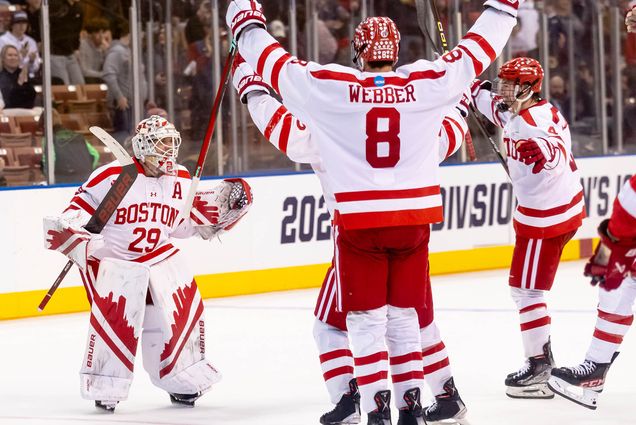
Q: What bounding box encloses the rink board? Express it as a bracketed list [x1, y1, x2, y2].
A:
[0, 155, 631, 320]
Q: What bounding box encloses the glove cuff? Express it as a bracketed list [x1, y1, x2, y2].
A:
[230, 11, 266, 40]
[237, 74, 270, 104]
[484, 0, 520, 18]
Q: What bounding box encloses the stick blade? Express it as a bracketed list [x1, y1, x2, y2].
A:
[89, 126, 134, 166]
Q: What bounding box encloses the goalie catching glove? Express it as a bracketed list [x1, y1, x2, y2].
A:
[190, 178, 253, 240]
[584, 219, 636, 290]
[43, 210, 105, 268]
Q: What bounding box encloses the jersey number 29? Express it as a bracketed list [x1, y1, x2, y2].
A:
[366, 107, 401, 168]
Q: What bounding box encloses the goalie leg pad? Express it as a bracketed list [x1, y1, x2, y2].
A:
[80, 258, 150, 401]
[142, 252, 221, 395]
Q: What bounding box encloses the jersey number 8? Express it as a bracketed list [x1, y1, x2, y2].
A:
[365, 107, 401, 168]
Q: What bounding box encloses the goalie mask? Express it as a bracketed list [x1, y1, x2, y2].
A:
[352, 17, 400, 70]
[132, 115, 181, 175]
[492, 57, 544, 112]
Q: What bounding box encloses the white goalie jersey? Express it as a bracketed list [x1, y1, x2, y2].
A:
[238, 7, 517, 229]
[60, 161, 195, 266]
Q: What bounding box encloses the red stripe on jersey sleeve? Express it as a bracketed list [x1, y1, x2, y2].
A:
[463, 32, 496, 62]
[442, 119, 458, 159]
[271, 52, 292, 94]
[87, 166, 122, 188]
[335, 186, 440, 202]
[264, 105, 288, 140]
[457, 45, 484, 75]
[278, 113, 293, 153]
[71, 196, 97, 215]
[177, 169, 191, 179]
[257, 42, 281, 76]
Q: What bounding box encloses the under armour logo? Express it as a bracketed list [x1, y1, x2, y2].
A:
[150, 192, 157, 197]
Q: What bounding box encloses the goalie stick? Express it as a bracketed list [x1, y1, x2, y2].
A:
[38, 128, 139, 311]
[179, 39, 238, 223]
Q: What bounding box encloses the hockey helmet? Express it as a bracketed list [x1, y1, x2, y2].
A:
[493, 57, 544, 110]
[131, 115, 181, 175]
[352, 17, 401, 69]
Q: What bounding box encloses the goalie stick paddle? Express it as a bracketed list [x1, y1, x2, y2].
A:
[179, 39, 238, 223]
[38, 131, 139, 311]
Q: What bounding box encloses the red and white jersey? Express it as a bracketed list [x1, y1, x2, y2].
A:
[608, 175, 636, 240]
[239, 8, 516, 229]
[473, 93, 585, 239]
[63, 161, 194, 266]
[245, 92, 467, 214]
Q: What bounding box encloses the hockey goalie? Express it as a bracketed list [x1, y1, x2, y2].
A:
[43, 115, 252, 412]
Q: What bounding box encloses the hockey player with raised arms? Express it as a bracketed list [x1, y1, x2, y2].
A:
[547, 175, 636, 409]
[227, 1, 522, 423]
[43, 116, 252, 412]
[470, 58, 585, 399]
[232, 54, 470, 424]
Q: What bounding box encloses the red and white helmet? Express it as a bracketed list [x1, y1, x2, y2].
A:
[352, 17, 400, 69]
[498, 57, 544, 92]
[132, 115, 181, 175]
[493, 57, 544, 110]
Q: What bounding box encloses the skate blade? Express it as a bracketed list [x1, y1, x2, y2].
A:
[427, 407, 470, 425]
[547, 376, 599, 410]
[506, 383, 554, 399]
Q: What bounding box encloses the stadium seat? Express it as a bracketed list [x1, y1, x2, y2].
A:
[51, 85, 83, 112]
[67, 99, 98, 114]
[0, 133, 32, 148]
[0, 147, 14, 165]
[84, 112, 113, 132]
[13, 116, 40, 136]
[81, 84, 108, 111]
[13, 147, 42, 167]
[0, 116, 16, 134]
[60, 113, 87, 132]
[3, 165, 31, 186]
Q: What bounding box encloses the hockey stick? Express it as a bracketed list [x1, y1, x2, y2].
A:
[38, 130, 139, 311]
[179, 39, 238, 222]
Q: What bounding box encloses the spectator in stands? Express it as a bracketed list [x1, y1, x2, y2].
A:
[0, 44, 36, 109]
[49, 0, 84, 85]
[43, 109, 99, 183]
[185, 0, 211, 44]
[0, 11, 40, 78]
[79, 17, 109, 83]
[25, 0, 41, 43]
[188, 22, 214, 141]
[103, 20, 147, 142]
[549, 74, 571, 121]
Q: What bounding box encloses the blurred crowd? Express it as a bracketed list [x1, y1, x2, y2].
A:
[0, 0, 634, 186]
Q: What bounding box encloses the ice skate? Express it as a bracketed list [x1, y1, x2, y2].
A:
[397, 387, 425, 425]
[548, 352, 619, 410]
[169, 392, 202, 407]
[320, 379, 361, 424]
[505, 341, 554, 399]
[95, 400, 118, 413]
[425, 377, 469, 425]
[367, 390, 392, 425]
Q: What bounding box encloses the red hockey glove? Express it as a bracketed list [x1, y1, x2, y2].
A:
[593, 219, 636, 290]
[483, 0, 523, 18]
[226, 0, 267, 40]
[232, 53, 271, 104]
[515, 138, 559, 174]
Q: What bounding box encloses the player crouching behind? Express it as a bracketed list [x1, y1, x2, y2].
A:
[43, 116, 252, 412]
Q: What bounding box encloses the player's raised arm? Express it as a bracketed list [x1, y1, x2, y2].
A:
[419, 1, 522, 104]
[232, 53, 319, 164]
[438, 94, 470, 162]
[470, 79, 512, 129]
[226, 0, 317, 122]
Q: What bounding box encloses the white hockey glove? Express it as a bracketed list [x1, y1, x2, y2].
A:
[232, 53, 271, 104]
[191, 178, 253, 240]
[456, 89, 471, 118]
[43, 212, 105, 268]
[483, 0, 523, 18]
[470, 79, 492, 105]
[226, 0, 267, 41]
